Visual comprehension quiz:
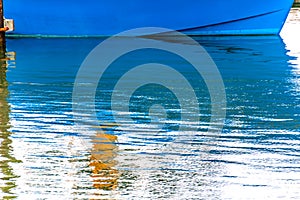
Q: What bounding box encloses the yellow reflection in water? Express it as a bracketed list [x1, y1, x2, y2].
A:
[89, 125, 119, 191]
[0, 48, 19, 199]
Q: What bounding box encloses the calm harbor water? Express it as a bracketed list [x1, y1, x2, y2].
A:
[1, 9, 300, 200]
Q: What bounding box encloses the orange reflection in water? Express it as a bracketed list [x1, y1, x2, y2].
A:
[89, 126, 119, 190]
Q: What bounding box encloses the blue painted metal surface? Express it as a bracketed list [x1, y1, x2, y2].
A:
[3, 0, 294, 37]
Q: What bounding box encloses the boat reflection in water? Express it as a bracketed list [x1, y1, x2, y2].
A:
[3, 21, 300, 199]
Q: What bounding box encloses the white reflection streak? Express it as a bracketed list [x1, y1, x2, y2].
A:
[281, 8, 300, 94]
[281, 8, 300, 71]
[9, 116, 87, 199]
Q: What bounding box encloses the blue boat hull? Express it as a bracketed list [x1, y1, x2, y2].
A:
[3, 0, 294, 37]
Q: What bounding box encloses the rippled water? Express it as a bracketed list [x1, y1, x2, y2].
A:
[1, 9, 300, 200]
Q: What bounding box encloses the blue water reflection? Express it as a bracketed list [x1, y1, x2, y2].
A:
[1, 11, 300, 199]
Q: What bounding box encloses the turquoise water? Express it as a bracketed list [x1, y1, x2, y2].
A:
[1, 9, 300, 199]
